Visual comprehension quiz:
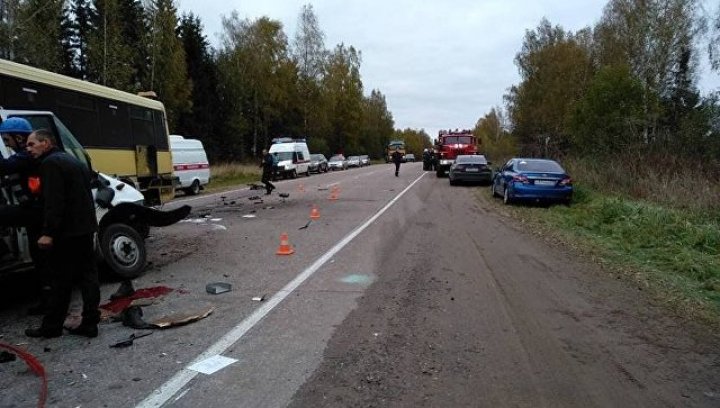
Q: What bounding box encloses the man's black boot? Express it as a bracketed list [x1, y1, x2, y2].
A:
[67, 324, 99, 338]
[25, 327, 62, 338]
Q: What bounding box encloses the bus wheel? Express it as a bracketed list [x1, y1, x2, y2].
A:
[185, 180, 201, 195]
[101, 223, 147, 279]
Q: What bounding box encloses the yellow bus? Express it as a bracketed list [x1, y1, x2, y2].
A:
[0, 58, 175, 204]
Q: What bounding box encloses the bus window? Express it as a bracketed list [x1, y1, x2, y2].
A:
[130, 106, 154, 146]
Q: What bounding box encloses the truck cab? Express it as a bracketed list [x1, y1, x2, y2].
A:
[0, 109, 190, 278]
[434, 129, 479, 177]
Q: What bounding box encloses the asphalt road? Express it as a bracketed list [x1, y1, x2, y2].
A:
[1, 162, 719, 408]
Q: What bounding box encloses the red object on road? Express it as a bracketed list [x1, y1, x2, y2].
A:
[0, 342, 47, 408]
[99, 286, 174, 315]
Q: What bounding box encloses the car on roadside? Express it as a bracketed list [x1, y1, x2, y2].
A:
[347, 155, 361, 168]
[360, 155, 370, 166]
[309, 154, 328, 173]
[328, 154, 348, 171]
[491, 158, 573, 205]
[404, 153, 416, 163]
[449, 155, 493, 186]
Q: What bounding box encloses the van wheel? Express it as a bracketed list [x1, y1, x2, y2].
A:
[291, 170, 297, 179]
[100, 223, 147, 279]
[185, 180, 201, 195]
[305, 168, 310, 177]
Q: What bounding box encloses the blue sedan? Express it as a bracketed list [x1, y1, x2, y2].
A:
[491, 158, 573, 205]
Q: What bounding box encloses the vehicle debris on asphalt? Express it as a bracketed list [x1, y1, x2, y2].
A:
[109, 331, 153, 348]
[151, 305, 215, 328]
[206, 282, 232, 295]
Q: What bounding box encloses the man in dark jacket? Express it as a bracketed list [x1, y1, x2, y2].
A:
[24, 129, 100, 338]
[391, 147, 403, 177]
[260, 148, 276, 195]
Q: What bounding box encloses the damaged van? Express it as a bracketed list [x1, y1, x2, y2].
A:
[0, 109, 190, 279]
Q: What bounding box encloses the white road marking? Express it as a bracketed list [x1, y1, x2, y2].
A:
[135, 172, 427, 407]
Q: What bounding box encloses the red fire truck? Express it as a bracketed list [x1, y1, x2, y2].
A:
[434, 129, 479, 177]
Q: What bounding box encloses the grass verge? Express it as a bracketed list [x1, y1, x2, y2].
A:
[205, 162, 261, 192]
[490, 185, 720, 324]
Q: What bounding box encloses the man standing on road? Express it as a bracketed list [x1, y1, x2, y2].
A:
[24, 129, 100, 339]
[391, 147, 403, 177]
[260, 148, 276, 195]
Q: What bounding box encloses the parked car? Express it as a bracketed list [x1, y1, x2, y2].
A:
[309, 154, 328, 173]
[491, 158, 573, 205]
[449, 155, 493, 186]
[404, 153, 416, 162]
[347, 155, 361, 168]
[328, 154, 348, 171]
[360, 155, 370, 166]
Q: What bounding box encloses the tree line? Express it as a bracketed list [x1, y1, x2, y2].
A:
[475, 0, 720, 165]
[0, 2, 395, 162]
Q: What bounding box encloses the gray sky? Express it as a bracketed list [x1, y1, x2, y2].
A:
[177, 0, 720, 137]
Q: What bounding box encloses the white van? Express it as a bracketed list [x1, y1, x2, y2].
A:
[170, 135, 210, 195]
[1, 110, 191, 279]
[268, 138, 311, 178]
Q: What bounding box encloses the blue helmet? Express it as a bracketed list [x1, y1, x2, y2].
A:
[0, 117, 32, 134]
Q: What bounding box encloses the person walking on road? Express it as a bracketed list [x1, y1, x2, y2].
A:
[24, 129, 100, 339]
[391, 147, 403, 177]
[260, 148, 276, 195]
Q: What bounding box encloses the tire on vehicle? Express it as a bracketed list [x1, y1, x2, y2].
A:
[185, 179, 201, 195]
[100, 223, 147, 279]
[503, 186, 513, 205]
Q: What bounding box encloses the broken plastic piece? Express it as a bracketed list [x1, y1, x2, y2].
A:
[109, 331, 153, 348]
[206, 282, 232, 294]
[251, 295, 266, 302]
[151, 306, 215, 328]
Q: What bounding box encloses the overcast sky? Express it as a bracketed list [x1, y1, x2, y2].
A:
[177, 0, 720, 137]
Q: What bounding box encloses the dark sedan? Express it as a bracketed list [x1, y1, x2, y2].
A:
[309, 154, 328, 173]
[449, 155, 493, 185]
[491, 158, 573, 205]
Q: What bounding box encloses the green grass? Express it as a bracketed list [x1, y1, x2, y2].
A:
[498, 185, 720, 322]
[206, 162, 261, 191]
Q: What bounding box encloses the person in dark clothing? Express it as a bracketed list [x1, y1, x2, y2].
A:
[24, 129, 100, 339]
[391, 147, 403, 177]
[0, 118, 49, 314]
[260, 148, 276, 195]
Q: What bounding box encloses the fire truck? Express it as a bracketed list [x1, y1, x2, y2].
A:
[434, 129, 479, 177]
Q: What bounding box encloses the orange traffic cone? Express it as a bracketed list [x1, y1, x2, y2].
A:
[310, 205, 320, 220]
[328, 190, 338, 201]
[276, 232, 295, 255]
[297, 183, 305, 193]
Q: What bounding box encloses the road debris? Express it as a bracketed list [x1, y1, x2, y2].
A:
[151, 305, 215, 328]
[0, 350, 16, 363]
[188, 355, 238, 375]
[251, 295, 266, 302]
[206, 282, 232, 295]
[121, 306, 158, 330]
[248, 196, 261, 201]
[242, 214, 257, 218]
[100, 286, 174, 315]
[279, 193, 289, 198]
[298, 220, 312, 230]
[110, 331, 154, 348]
